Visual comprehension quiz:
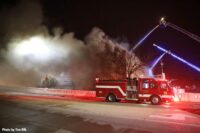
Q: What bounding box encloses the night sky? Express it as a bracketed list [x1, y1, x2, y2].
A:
[0, 0, 200, 86]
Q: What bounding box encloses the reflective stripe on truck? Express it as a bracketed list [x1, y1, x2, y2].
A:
[96, 85, 126, 96]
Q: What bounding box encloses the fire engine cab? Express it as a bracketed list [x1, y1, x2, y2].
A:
[96, 77, 175, 105]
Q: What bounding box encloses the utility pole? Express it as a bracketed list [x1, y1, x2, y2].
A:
[160, 60, 164, 74]
[160, 60, 166, 79]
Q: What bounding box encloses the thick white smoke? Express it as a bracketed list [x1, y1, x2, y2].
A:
[0, 0, 90, 88]
[0, 0, 145, 89]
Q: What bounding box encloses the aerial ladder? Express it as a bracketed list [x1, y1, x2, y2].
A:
[155, 18, 200, 73]
[130, 17, 200, 52]
[130, 17, 200, 75]
[159, 17, 200, 44]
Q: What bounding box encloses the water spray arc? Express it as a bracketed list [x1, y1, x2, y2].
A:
[148, 52, 166, 76]
[131, 17, 200, 52]
[130, 25, 159, 52]
[153, 44, 200, 73]
[150, 52, 166, 70]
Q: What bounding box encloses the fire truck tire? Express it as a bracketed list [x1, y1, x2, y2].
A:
[106, 94, 117, 102]
[150, 95, 161, 105]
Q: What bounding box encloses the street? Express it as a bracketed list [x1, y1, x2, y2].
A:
[0, 87, 200, 133]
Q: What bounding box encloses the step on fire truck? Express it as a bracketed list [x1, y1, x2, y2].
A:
[96, 77, 175, 105]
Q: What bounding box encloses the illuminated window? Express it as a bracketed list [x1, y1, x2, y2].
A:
[142, 80, 149, 89]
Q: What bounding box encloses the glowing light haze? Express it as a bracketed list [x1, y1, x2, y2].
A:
[9, 36, 69, 63]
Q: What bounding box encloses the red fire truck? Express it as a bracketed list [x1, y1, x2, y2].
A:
[96, 77, 175, 104]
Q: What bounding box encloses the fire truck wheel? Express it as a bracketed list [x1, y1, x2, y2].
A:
[150, 95, 161, 105]
[106, 94, 117, 102]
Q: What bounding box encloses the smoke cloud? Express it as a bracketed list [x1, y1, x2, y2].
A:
[0, 0, 144, 89]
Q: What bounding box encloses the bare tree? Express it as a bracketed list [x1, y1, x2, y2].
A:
[126, 53, 145, 79]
